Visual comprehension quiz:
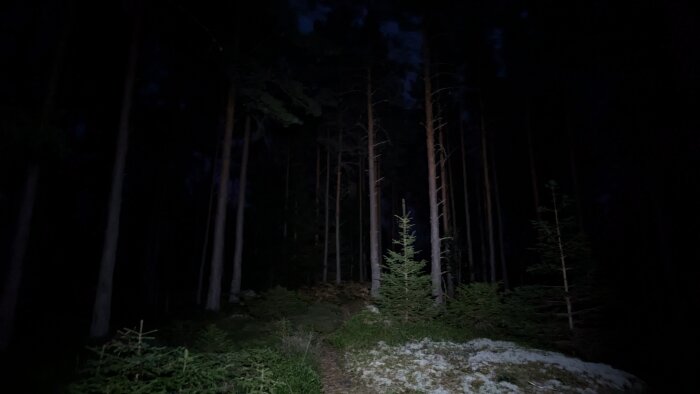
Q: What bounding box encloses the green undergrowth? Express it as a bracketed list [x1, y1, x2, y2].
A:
[329, 309, 470, 350]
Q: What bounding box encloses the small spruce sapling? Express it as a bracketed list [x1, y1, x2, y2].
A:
[530, 180, 590, 331]
[380, 200, 434, 323]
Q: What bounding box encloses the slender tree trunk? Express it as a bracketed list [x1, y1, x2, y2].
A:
[459, 119, 475, 282]
[367, 69, 381, 298]
[335, 125, 343, 284]
[315, 143, 321, 245]
[323, 135, 331, 282]
[196, 142, 219, 306]
[283, 146, 290, 239]
[376, 161, 382, 255]
[447, 133, 460, 284]
[205, 84, 235, 311]
[438, 128, 454, 298]
[551, 187, 574, 331]
[358, 156, 365, 282]
[0, 166, 39, 348]
[476, 185, 488, 281]
[423, 40, 443, 304]
[229, 116, 251, 303]
[491, 149, 509, 289]
[90, 17, 140, 337]
[479, 105, 497, 284]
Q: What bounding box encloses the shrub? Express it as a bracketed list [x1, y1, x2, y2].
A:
[446, 283, 505, 335]
[194, 323, 235, 353]
[247, 286, 308, 320]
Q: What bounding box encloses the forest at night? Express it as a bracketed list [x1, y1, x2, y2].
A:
[1, 0, 698, 392]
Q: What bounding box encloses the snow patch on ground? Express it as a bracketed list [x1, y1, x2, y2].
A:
[345, 338, 645, 393]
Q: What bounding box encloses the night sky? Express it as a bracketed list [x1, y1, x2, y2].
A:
[1, 0, 699, 390]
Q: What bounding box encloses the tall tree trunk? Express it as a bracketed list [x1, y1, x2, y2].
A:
[447, 133, 460, 284]
[438, 128, 454, 298]
[196, 141, 219, 306]
[229, 116, 251, 303]
[459, 119, 475, 282]
[367, 69, 381, 298]
[315, 143, 321, 245]
[335, 125, 343, 284]
[323, 135, 331, 282]
[376, 161, 382, 254]
[90, 16, 140, 337]
[476, 184, 488, 281]
[423, 39, 443, 304]
[491, 149, 509, 289]
[205, 84, 236, 311]
[358, 156, 365, 282]
[283, 146, 290, 239]
[0, 166, 39, 348]
[479, 104, 497, 284]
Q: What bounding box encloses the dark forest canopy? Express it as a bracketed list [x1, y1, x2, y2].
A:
[1, 0, 698, 390]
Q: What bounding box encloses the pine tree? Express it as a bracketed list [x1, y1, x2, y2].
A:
[380, 200, 433, 323]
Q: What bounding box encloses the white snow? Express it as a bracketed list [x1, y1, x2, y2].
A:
[345, 337, 645, 393]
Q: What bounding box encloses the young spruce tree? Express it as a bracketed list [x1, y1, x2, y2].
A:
[530, 180, 590, 331]
[380, 200, 433, 323]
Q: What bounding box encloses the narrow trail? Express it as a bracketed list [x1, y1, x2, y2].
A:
[318, 343, 360, 394]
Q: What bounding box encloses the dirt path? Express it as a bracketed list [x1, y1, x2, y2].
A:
[318, 343, 362, 394]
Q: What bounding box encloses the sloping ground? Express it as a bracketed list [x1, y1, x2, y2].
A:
[344, 338, 646, 393]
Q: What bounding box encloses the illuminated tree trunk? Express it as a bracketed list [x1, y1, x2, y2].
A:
[367, 69, 381, 298]
[229, 116, 251, 303]
[423, 39, 443, 304]
[459, 119, 475, 282]
[492, 151, 509, 289]
[438, 128, 454, 297]
[335, 124, 343, 284]
[91, 17, 140, 336]
[205, 84, 235, 311]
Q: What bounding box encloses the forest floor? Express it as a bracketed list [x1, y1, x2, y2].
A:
[297, 284, 647, 393]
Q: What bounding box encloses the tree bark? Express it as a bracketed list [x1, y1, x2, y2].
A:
[491, 149, 509, 289]
[229, 116, 251, 303]
[90, 15, 140, 337]
[323, 134, 331, 282]
[423, 39, 443, 304]
[479, 104, 497, 284]
[367, 69, 381, 298]
[438, 128, 454, 298]
[459, 119, 475, 282]
[315, 143, 321, 245]
[335, 124, 343, 284]
[205, 84, 236, 311]
[358, 156, 365, 282]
